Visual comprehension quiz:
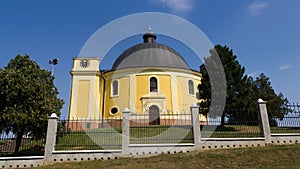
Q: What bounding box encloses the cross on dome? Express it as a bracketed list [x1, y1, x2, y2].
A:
[148, 26, 152, 32]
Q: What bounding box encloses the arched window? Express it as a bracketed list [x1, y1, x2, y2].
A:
[150, 77, 158, 92]
[188, 80, 194, 95]
[112, 80, 119, 96]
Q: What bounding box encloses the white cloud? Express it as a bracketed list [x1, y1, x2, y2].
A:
[150, 0, 195, 15]
[247, 2, 268, 16]
[279, 64, 291, 71]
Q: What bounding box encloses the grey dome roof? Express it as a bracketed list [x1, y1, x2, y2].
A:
[112, 32, 190, 70]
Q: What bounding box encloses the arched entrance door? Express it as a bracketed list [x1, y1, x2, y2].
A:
[149, 105, 160, 125]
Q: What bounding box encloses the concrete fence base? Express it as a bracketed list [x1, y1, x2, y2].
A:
[270, 135, 300, 144]
[0, 156, 44, 168]
[127, 143, 194, 157]
[50, 150, 122, 162]
[200, 138, 266, 149]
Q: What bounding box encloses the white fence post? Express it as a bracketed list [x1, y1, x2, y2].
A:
[190, 104, 201, 148]
[122, 108, 130, 155]
[257, 99, 272, 144]
[44, 113, 58, 163]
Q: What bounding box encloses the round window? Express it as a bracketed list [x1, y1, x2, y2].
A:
[110, 107, 118, 115]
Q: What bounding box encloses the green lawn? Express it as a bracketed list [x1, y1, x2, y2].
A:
[55, 128, 122, 150]
[36, 144, 300, 169]
[55, 126, 194, 150]
[130, 126, 194, 144]
[201, 125, 262, 138]
[55, 125, 300, 150]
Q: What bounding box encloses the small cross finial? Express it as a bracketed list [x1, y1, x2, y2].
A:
[148, 25, 152, 32]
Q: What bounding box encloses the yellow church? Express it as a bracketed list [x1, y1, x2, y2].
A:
[68, 29, 203, 125]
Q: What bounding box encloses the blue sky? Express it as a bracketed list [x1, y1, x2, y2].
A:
[1, 0, 299, 118]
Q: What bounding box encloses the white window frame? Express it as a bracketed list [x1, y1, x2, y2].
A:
[188, 79, 195, 96]
[111, 79, 119, 97]
[109, 106, 119, 116]
[149, 76, 159, 93]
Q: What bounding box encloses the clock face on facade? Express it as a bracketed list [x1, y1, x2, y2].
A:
[80, 59, 89, 68]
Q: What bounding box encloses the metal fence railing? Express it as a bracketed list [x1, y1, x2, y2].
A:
[0, 132, 45, 157]
[129, 113, 194, 144]
[270, 104, 300, 134]
[201, 108, 262, 138]
[55, 117, 122, 151]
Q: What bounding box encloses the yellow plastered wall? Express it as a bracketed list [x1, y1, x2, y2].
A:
[92, 76, 100, 119]
[176, 78, 182, 114]
[99, 77, 104, 118]
[76, 80, 90, 118]
[72, 58, 99, 71]
[176, 76, 199, 113]
[135, 75, 148, 113]
[104, 76, 130, 117]
[135, 74, 172, 113]
[68, 58, 101, 120]
[157, 75, 172, 112]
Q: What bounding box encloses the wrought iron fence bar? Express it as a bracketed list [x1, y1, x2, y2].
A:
[268, 103, 300, 134]
[201, 108, 262, 138]
[55, 116, 122, 151]
[129, 113, 194, 144]
[0, 133, 45, 157]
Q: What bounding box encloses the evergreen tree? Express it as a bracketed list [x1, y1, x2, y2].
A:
[199, 45, 289, 126]
[198, 46, 226, 117]
[252, 73, 289, 125]
[199, 45, 253, 125]
[0, 54, 64, 153]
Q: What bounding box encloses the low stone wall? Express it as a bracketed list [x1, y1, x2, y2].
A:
[200, 138, 266, 149]
[127, 143, 194, 157]
[270, 134, 300, 144]
[0, 156, 44, 168]
[48, 150, 122, 164]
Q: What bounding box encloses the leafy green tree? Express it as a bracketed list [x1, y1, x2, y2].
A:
[0, 54, 64, 153]
[252, 73, 289, 125]
[198, 45, 253, 125]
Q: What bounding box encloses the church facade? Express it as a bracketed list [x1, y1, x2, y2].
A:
[68, 29, 204, 124]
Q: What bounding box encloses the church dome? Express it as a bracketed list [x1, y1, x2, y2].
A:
[112, 29, 190, 70]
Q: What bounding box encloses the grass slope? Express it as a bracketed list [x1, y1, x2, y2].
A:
[37, 144, 300, 169]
